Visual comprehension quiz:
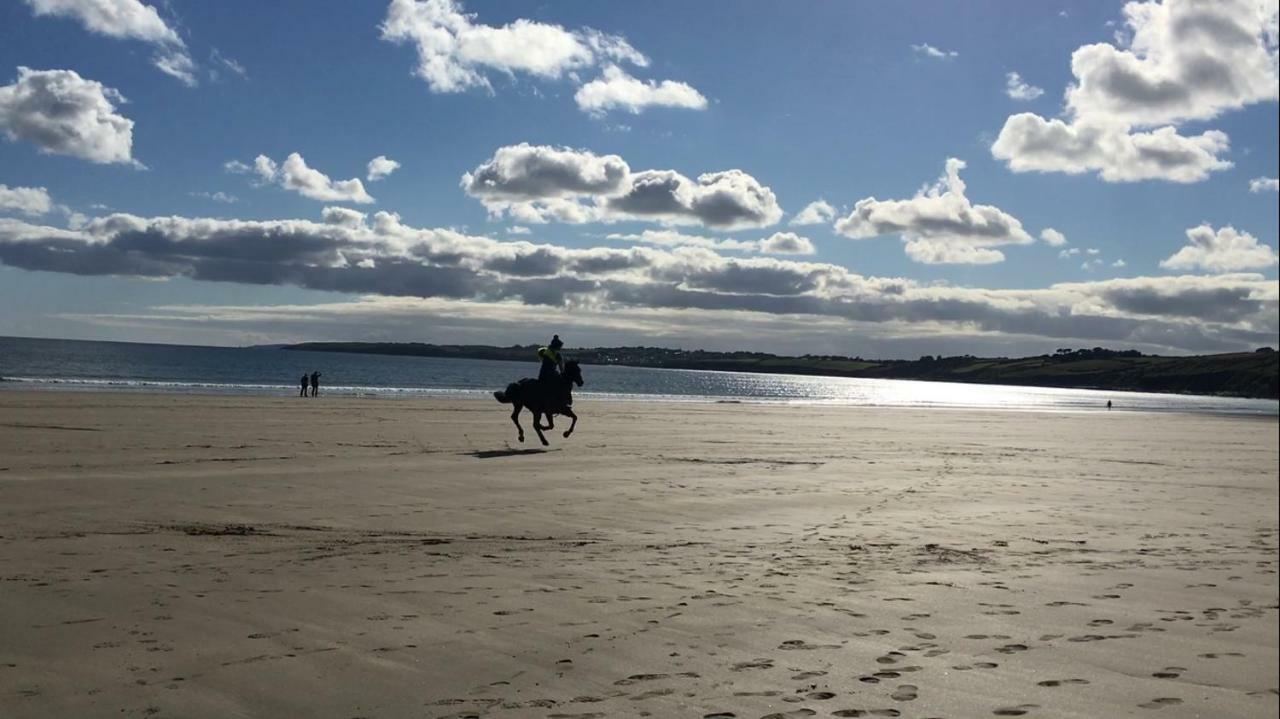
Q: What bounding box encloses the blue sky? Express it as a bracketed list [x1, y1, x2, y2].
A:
[0, 0, 1277, 356]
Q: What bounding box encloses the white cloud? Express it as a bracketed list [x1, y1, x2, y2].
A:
[911, 43, 958, 59]
[366, 155, 401, 181]
[24, 0, 197, 85]
[1004, 72, 1044, 100]
[834, 158, 1033, 264]
[1040, 228, 1068, 246]
[605, 169, 784, 230]
[223, 160, 251, 174]
[1249, 176, 1280, 192]
[1060, 247, 1081, 258]
[321, 206, 367, 229]
[574, 65, 707, 116]
[992, 0, 1277, 183]
[241, 152, 376, 204]
[758, 232, 815, 255]
[1160, 223, 1279, 272]
[0, 184, 53, 216]
[463, 144, 783, 230]
[380, 0, 646, 94]
[992, 115, 1231, 183]
[790, 199, 836, 226]
[463, 143, 629, 201]
[188, 191, 237, 204]
[1112, 259, 1127, 267]
[507, 225, 531, 235]
[209, 49, 247, 81]
[0, 67, 139, 166]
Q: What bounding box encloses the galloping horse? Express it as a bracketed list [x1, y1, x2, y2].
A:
[493, 359, 584, 445]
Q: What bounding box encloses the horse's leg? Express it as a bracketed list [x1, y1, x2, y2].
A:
[541, 412, 554, 430]
[561, 408, 578, 438]
[510, 404, 524, 443]
[530, 410, 549, 446]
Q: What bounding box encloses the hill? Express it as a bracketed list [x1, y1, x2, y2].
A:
[281, 343, 1280, 399]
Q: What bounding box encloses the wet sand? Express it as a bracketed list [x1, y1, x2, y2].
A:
[0, 390, 1276, 718]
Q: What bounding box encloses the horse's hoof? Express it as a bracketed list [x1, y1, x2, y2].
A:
[563, 431, 571, 438]
[540, 439, 549, 446]
[517, 436, 524, 443]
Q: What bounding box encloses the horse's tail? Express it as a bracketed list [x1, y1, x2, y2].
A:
[494, 382, 519, 404]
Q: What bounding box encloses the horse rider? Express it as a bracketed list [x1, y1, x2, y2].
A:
[537, 335, 571, 406]
[538, 335, 565, 382]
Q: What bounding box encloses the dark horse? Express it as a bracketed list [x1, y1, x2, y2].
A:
[493, 359, 584, 445]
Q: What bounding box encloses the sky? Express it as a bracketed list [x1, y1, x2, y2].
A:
[0, 0, 1277, 357]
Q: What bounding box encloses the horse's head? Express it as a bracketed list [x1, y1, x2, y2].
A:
[563, 359, 584, 387]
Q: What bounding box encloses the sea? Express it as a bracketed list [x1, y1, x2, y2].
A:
[0, 336, 1276, 416]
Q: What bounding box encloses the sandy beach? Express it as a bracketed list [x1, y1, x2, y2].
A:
[0, 391, 1275, 719]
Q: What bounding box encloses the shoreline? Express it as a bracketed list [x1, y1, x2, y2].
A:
[2, 381, 1277, 418]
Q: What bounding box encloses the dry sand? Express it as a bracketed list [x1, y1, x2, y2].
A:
[0, 390, 1276, 719]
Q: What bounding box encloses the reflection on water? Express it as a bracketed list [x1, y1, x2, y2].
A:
[1, 336, 1275, 416]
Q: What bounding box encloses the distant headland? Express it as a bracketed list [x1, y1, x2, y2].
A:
[281, 343, 1280, 400]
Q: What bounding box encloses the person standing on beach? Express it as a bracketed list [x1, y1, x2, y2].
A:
[310, 371, 321, 397]
[299, 374, 308, 397]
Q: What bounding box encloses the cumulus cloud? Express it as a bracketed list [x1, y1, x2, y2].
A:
[1040, 228, 1068, 246]
[1250, 176, 1279, 192]
[574, 65, 707, 116]
[463, 144, 783, 230]
[759, 232, 815, 255]
[911, 43, 958, 59]
[1160, 223, 1279, 272]
[24, 0, 197, 85]
[0, 67, 139, 166]
[0, 184, 53, 216]
[834, 158, 1033, 264]
[380, 0, 646, 94]
[462, 143, 629, 202]
[790, 199, 836, 226]
[366, 155, 401, 181]
[0, 211, 1273, 353]
[605, 169, 784, 230]
[237, 152, 376, 204]
[992, 0, 1278, 183]
[1004, 72, 1044, 100]
[992, 115, 1231, 183]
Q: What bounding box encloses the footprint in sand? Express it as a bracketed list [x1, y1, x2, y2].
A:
[1086, 619, 1114, 627]
[1152, 667, 1185, 679]
[732, 659, 774, 671]
[993, 704, 1039, 716]
[805, 691, 836, 700]
[1138, 698, 1183, 709]
[890, 685, 918, 701]
[760, 710, 816, 719]
[791, 670, 826, 680]
[876, 651, 906, 664]
[995, 643, 1029, 654]
[832, 710, 899, 718]
[704, 713, 736, 718]
[1038, 679, 1089, 687]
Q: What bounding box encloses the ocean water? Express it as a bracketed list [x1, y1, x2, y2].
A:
[0, 336, 1275, 416]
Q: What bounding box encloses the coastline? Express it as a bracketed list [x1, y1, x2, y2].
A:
[0, 391, 1276, 718]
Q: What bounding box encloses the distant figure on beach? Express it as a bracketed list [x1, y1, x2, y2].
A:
[299, 374, 308, 397]
[310, 371, 321, 397]
[1107, 400, 1112, 410]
